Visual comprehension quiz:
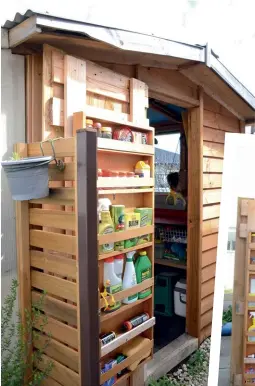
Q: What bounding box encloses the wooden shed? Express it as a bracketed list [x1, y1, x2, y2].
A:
[2, 11, 255, 386]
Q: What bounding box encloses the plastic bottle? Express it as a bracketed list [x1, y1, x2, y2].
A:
[135, 251, 152, 299]
[99, 211, 114, 254]
[103, 257, 122, 312]
[134, 160, 150, 178]
[122, 251, 138, 304]
[114, 254, 124, 279]
[248, 313, 255, 342]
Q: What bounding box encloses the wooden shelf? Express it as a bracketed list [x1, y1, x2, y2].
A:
[101, 317, 155, 357]
[244, 358, 255, 364]
[99, 241, 153, 260]
[98, 137, 154, 155]
[101, 295, 153, 323]
[86, 106, 153, 132]
[98, 188, 153, 195]
[98, 225, 154, 245]
[155, 259, 187, 270]
[97, 177, 154, 189]
[100, 278, 154, 309]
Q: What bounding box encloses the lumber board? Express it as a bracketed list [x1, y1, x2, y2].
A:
[201, 294, 214, 315]
[32, 291, 77, 326]
[203, 189, 221, 205]
[203, 126, 226, 143]
[186, 95, 203, 338]
[31, 270, 77, 302]
[41, 377, 62, 386]
[201, 263, 216, 283]
[49, 163, 75, 181]
[36, 354, 79, 386]
[98, 225, 153, 245]
[203, 141, 224, 158]
[201, 278, 215, 299]
[30, 230, 76, 255]
[200, 324, 212, 342]
[34, 333, 79, 372]
[203, 93, 239, 118]
[130, 78, 149, 125]
[203, 173, 222, 189]
[52, 50, 64, 84]
[203, 204, 221, 221]
[200, 309, 213, 329]
[203, 109, 240, 132]
[202, 233, 219, 251]
[34, 314, 78, 349]
[203, 157, 223, 173]
[202, 218, 219, 236]
[201, 248, 217, 268]
[29, 208, 75, 230]
[30, 250, 77, 280]
[28, 137, 75, 158]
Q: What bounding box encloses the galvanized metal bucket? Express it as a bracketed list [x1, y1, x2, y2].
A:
[1, 156, 53, 201]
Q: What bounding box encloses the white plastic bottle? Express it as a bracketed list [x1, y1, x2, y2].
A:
[122, 251, 138, 304]
[114, 254, 124, 279]
[103, 257, 122, 312]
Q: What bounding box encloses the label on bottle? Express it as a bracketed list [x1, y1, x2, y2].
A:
[102, 226, 114, 252]
[128, 273, 137, 301]
[128, 313, 149, 328]
[140, 267, 152, 296]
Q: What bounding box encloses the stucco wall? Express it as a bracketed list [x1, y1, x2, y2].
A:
[1, 28, 25, 302]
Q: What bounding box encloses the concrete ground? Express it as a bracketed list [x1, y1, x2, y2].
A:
[218, 336, 231, 386]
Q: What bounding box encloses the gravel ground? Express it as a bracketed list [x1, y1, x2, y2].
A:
[149, 338, 211, 386]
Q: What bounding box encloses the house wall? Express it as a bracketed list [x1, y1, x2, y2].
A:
[1, 28, 26, 302]
[200, 93, 242, 341]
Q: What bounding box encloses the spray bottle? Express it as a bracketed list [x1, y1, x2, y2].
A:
[248, 312, 255, 342]
[122, 251, 138, 304]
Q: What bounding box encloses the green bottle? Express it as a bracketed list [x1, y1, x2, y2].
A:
[135, 251, 152, 299]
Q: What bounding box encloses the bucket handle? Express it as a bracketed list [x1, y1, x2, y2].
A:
[40, 138, 65, 171]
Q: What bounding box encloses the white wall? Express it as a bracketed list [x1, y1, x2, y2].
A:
[1, 28, 25, 302]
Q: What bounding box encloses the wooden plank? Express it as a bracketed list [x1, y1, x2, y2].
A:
[101, 317, 155, 357]
[99, 241, 153, 260]
[98, 137, 154, 155]
[98, 188, 154, 196]
[199, 324, 212, 342]
[30, 208, 75, 230]
[30, 230, 76, 254]
[203, 204, 221, 221]
[98, 225, 154, 245]
[130, 363, 145, 386]
[130, 78, 149, 125]
[36, 354, 80, 386]
[34, 314, 78, 349]
[30, 250, 77, 279]
[203, 173, 222, 189]
[203, 157, 223, 173]
[155, 259, 186, 270]
[14, 143, 31, 324]
[203, 126, 226, 143]
[201, 278, 215, 298]
[49, 163, 75, 181]
[201, 309, 213, 329]
[202, 218, 219, 236]
[203, 109, 240, 132]
[34, 333, 79, 372]
[203, 189, 221, 205]
[31, 270, 77, 302]
[202, 233, 219, 251]
[28, 137, 75, 157]
[202, 263, 216, 282]
[100, 278, 154, 309]
[9, 15, 41, 47]
[97, 177, 154, 189]
[201, 248, 217, 268]
[52, 50, 64, 84]
[32, 291, 77, 326]
[203, 92, 240, 118]
[201, 294, 214, 314]
[186, 91, 203, 338]
[203, 141, 224, 158]
[41, 377, 62, 386]
[64, 55, 87, 138]
[73, 111, 86, 135]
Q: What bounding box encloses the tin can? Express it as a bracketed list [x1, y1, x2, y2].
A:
[123, 312, 150, 331]
[100, 331, 116, 346]
[111, 205, 125, 251]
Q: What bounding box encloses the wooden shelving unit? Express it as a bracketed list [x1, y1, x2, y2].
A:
[155, 259, 187, 270]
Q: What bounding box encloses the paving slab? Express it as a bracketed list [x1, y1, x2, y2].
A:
[218, 336, 231, 386]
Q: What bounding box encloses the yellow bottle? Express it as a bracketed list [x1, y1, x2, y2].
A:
[99, 211, 114, 254]
[248, 313, 255, 342]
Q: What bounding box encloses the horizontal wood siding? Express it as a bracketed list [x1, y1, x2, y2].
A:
[200, 94, 241, 342]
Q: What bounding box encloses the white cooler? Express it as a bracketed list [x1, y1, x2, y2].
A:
[174, 278, 187, 317]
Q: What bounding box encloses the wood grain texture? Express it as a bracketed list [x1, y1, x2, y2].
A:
[202, 218, 219, 236]
[203, 141, 224, 158]
[201, 294, 214, 315]
[30, 230, 76, 254]
[203, 109, 240, 132]
[29, 208, 75, 230]
[201, 248, 217, 268]
[203, 127, 226, 143]
[30, 250, 77, 279]
[203, 173, 222, 189]
[202, 263, 216, 283]
[202, 233, 219, 252]
[201, 278, 215, 299]
[203, 204, 221, 221]
[203, 189, 221, 206]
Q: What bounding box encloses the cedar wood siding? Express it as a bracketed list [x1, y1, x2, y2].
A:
[200, 94, 242, 342]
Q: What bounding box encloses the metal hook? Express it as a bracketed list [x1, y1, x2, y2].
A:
[40, 138, 65, 171]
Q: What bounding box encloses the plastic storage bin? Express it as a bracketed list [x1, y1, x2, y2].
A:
[154, 272, 179, 317]
[174, 278, 187, 317]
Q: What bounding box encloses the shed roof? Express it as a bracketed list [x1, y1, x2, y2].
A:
[2, 10, 255, 122]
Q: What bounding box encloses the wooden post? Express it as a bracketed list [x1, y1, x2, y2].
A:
[186, 89, 203, 338]
[76, 129, 100, 386]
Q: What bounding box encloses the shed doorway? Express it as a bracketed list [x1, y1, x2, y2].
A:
[148, 99, 188, 352]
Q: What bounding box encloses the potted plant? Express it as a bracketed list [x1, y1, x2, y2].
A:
[1, 151, 53, 201]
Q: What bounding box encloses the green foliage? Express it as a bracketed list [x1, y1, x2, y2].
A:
[1, 279, 53, 386]
[222, 305, 232, 325]
[10, 152, 21, 161]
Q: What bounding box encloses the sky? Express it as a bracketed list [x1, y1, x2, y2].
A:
[1, 0, 255, 95]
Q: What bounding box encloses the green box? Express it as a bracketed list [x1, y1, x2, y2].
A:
[154, 272, 179, 317]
